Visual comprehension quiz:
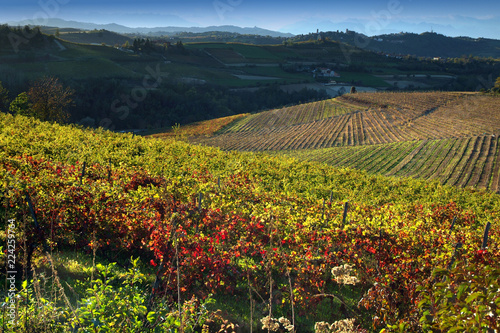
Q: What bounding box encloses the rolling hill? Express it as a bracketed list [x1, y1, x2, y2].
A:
[1, 23, 499, 133]
[289, 30, 500, 58]
[1, 110, 499, 332]
[1, 20, 499, 333]
[45, 28, 134, 46]
[8, 18, 500, 57]
[163, 91, 500, 192]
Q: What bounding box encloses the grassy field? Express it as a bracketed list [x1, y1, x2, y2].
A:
[187, 42, 285, 62]
[56, 30, 134, 46]
[146, 113, 250, 138]
[1, 40, 144, 80]
[0, 39, 335, 87]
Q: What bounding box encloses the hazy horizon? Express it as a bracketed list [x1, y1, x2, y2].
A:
[1, 0, 499, 39]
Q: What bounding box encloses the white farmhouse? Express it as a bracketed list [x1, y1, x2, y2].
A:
[316, 68, 339, 78]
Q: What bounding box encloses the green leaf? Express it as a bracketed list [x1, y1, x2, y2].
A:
[79, 310, 92, 318]
[138, 305, 148, 315]
[457, 284, 468, 300]
[147, 312, 157, 323]
[417, 298, 428, 308]
[465, 292, 483, 304]
[431, 267, 449, 278]
[419, 310, 431, 324]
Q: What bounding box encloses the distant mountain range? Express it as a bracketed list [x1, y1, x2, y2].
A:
[5, 18, 294, 38]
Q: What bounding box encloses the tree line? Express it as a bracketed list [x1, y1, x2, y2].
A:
[0, 25, 49, 54]
[4, 72, 499, 131]
[0, 77, 328, 130]
[0, 77, 74, 123]
[68, 78, 328, 130]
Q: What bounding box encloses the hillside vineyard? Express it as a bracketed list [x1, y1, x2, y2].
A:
[1, 111, 499, 331]
[191, 92, 500, 192]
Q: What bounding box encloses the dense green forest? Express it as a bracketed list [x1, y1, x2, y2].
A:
[67, 80, 327, 129]
[1, 76, 327, 130]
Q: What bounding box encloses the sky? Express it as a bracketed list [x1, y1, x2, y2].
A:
[1, 0, 499, 39]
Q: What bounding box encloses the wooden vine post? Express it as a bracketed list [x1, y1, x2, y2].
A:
[482, 222, 491, 249]
[342, 201, 349, 225]
[79, 161, 86, 185]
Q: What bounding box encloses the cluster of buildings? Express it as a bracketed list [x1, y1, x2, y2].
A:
[313, 67, 340, 78]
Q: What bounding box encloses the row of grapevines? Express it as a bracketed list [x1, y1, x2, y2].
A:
[2, 152, 498, 331]
[1, 112, 499, 331]
[281, 135, 500, 192]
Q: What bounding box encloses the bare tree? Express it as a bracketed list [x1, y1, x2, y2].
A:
[27, 76, 74, 123]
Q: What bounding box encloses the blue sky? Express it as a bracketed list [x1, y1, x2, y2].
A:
[1, 0, 499, 38]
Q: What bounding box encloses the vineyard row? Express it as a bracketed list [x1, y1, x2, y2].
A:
[281, 135, 500, 192]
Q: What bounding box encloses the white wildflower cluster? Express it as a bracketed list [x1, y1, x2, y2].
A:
[261, 316, 280, 331]
[260, 316, 294, 332]
[330, 318, 356, 332]
[314, 318, 356, 333]
[278, 317, 295, 332]
[314, 321, 331, 333]
[331, 264, 359, 285]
